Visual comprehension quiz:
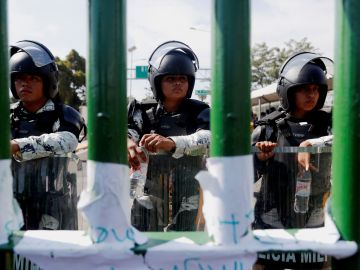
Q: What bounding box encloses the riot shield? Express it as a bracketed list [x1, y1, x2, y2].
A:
[12, 153, 85, 230]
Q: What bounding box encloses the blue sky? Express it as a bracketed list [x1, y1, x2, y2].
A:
[8, 0, 335, 100]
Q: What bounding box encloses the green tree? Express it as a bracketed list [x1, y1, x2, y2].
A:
[251, 42, 280, 89]
[251, 38, 317, 89]
[55, 50, 86, 110]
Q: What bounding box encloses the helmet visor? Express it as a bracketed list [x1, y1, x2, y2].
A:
[280, 52, 334, 79]
[320, 57, 334, 79]
[149, 41, 199, 70]
[10, 40, 54, 68]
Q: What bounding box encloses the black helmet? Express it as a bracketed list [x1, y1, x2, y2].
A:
[148, 41, 199, 101]
[9, 40, 59, 99]
[276, 52, 334, 111]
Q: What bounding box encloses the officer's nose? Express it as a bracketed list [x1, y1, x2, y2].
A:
[308, 90, 317, 97]
[21, 76, 32, 86]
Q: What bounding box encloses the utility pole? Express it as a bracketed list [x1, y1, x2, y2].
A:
[128, 45, 136, 98]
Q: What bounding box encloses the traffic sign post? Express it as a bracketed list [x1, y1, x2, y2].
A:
[195, 89, 211, 96]
[195, 89, 211, 102]
[136, 65, 148, 79]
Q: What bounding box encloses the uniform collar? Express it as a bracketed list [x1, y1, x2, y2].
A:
[18, 99, 55, 114]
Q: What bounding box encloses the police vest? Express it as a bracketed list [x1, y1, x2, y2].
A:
[10, 102, 85, 197]
[254, 109, 331, 228]
[140, 99, 209, 137]
[10, 102, 85, 140]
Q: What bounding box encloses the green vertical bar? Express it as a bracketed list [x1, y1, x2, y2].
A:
[87, 0, 127, 164]
[210, 0, 251, 157]
[0, 3, 12, 270]
[332, 0, 360, 268]
[0, 0, 10, 159]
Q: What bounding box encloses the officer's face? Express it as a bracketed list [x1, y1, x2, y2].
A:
[161, 75, 188, 102]
[14, 73, 46, 105]
[294, 84, 320, 113]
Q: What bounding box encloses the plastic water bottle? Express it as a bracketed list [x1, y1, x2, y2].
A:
[129, 147, 148, 199]
[294, 169, 312, 214]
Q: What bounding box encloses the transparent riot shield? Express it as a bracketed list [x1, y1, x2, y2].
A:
[11, 153, 86, 230]
[253, 146, 332, 269]
[253, 146, 332, 229]
[130, 152, 207, 232]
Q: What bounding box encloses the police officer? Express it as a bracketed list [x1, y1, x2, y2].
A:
[252, 52, 333, 229]
[127, 41, 210, 231]
[252, 52, 333, 270]
[10, 40, 85, 230]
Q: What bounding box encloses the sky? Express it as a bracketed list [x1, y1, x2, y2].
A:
[8, 0, 335, 101]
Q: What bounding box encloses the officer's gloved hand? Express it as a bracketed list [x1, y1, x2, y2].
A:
[10, 140, 20, 155]
[255, 141, 277, 161]
[298, 140, 319, 172]
[127, 138, 147, 170]
[140, 133, 176, 153]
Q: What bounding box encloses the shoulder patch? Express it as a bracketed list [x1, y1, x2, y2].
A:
[186, 99, 209, 109]
[60, 104, 84, 131]
[256, 109, 286, 126]
[183, 99, 210, 117]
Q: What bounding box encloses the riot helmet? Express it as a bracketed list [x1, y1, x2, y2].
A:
[276, 52, 334, 111]
[148, 41, 199, 101]
[9, 40, 59, 99]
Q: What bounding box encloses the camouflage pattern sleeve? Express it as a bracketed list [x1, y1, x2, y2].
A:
[169, 129, 211, 159]
[306, 135, 333, 147]
[13, 131, 78, 161]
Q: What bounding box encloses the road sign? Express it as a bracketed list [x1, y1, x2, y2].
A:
[136, 66, 148, 79]
[195, 89, 211, 96]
